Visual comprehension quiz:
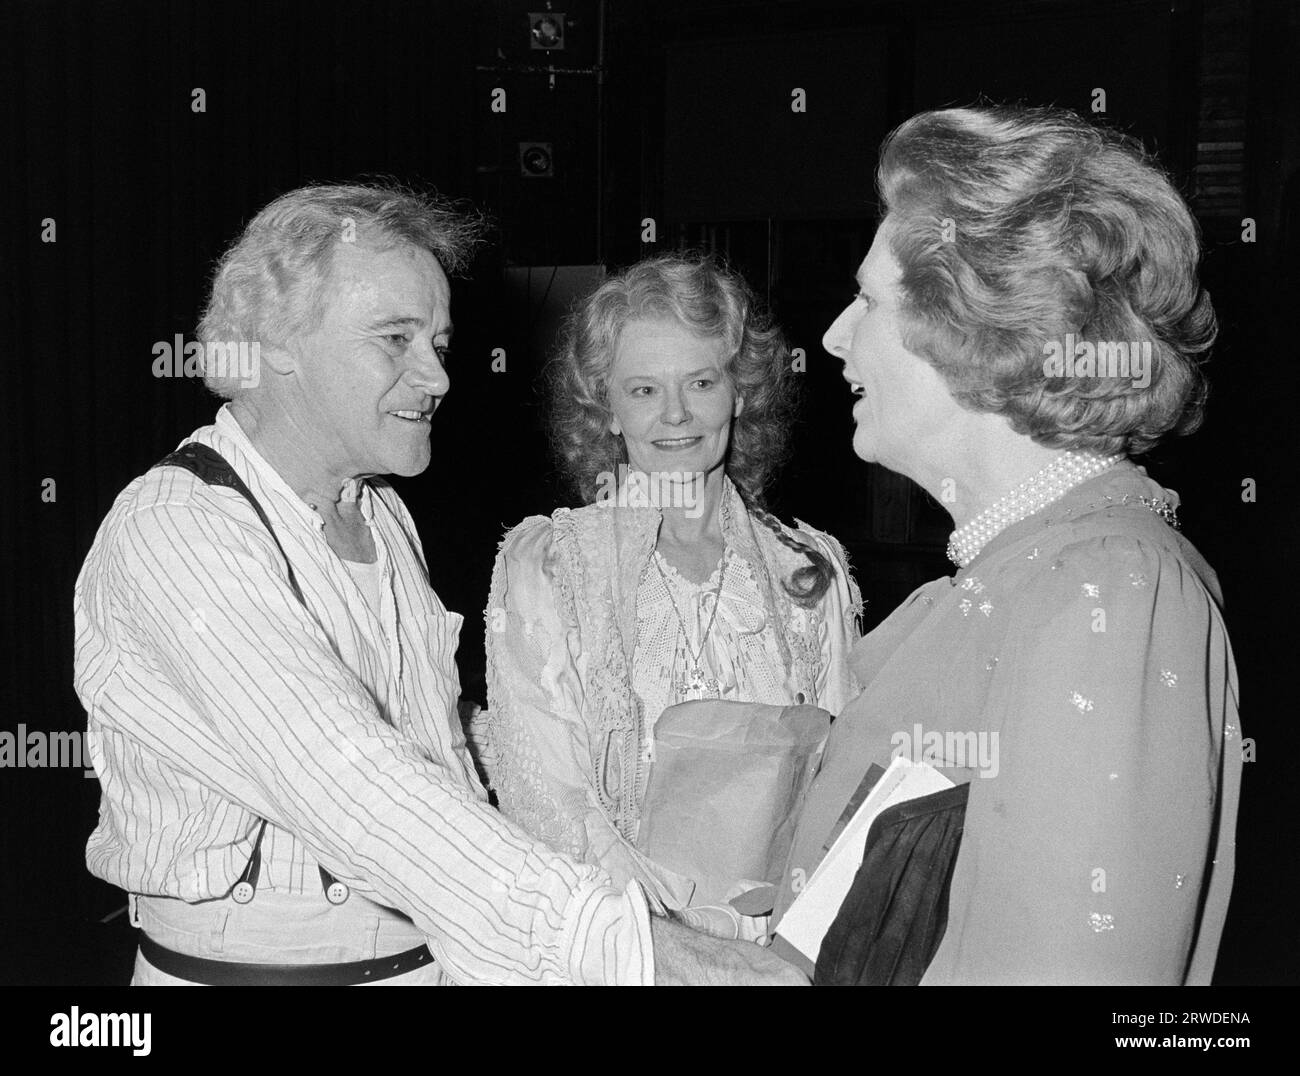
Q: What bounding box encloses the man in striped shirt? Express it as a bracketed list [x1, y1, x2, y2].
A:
[73, 183, 804, 986]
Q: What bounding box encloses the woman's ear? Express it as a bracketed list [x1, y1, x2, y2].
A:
[733, 394, 744, 418]
[259, 343, 297, 376]
[609, 416, 622, 437]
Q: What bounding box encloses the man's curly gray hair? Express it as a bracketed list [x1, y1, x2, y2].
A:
[197, 182, 485, 399]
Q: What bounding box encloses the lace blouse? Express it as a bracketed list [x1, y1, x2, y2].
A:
[635, 548, 821, 766]
[482, 479, 862, 918]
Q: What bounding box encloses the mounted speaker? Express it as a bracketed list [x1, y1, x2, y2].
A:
[518, 141, 554, 178]
[529, 11, 565, 50]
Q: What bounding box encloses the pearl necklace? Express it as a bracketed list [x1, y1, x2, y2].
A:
[946, 451, 1121, 568]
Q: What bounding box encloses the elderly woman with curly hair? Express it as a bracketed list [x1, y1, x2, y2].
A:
[481, 254, 861, 937]
[773, 105, 1242, 985]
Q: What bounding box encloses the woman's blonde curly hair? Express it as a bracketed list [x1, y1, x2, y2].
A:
[548, 252, 833, 606]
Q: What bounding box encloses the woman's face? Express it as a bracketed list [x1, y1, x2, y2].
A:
[822, 220, 963, 474]
[606, 317, 743, 481]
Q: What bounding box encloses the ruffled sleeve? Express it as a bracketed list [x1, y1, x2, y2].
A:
[484, 516, 695, 912]
[922, 533, 1241, 985]
[483, 517, 593, 859]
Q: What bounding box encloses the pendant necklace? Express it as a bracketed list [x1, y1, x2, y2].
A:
[654, 549, 728, 698]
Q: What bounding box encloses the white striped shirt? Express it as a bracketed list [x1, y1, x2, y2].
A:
[73, 405, 653, 985]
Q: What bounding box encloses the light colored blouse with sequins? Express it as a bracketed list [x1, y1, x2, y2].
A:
[773, 462, 1241, 985]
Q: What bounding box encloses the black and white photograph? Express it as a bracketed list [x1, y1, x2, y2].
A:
[1, 0, 1295, 1048]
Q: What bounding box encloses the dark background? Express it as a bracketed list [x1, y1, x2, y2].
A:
[1, 0, 1296, 985]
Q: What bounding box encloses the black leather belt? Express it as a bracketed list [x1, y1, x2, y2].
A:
[138, 933, 434, 986]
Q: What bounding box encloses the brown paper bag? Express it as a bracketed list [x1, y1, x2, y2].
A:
[635, 700, 832, 908]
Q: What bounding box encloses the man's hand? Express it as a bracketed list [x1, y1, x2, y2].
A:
[650, 916, 809, 986]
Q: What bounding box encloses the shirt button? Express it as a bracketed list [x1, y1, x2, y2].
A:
[326, 882, 350, 905]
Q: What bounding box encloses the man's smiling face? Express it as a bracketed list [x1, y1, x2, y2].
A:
[281, 241, 453, 479]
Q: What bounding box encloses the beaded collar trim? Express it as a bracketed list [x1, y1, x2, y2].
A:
[946, 451, 1122, 568]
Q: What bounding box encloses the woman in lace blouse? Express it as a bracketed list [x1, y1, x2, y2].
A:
[481, 254, 861, 935]
[773, 105, 1241, 984]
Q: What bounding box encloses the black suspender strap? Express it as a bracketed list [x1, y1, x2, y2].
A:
[231, 819, 268, 904]
[156, 443, 306, 604]
[154, 441, 349, 906]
